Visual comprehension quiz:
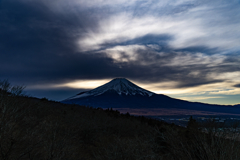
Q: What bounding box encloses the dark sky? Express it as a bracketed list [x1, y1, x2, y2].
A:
[0, 0, 240, 104]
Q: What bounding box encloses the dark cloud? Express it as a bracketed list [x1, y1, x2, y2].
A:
[223, 53, 240, 63]
[0, 0, 100, 83]
[0, 0, 240, 101]
[130, 0, 197, 17]
[234, 84, 240, 88]
[0, 0, 104, 54]
[175, 46, 220, 55]
[117, 48, 226, 88]
[98, 34, 173, 52]
[0, 1, 174, 85]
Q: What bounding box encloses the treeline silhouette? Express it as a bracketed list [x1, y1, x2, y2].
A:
[1, 80, 240, 160]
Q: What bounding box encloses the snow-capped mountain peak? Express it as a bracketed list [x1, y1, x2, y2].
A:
[68, 78, 155, 99]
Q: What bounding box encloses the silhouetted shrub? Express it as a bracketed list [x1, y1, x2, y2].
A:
[1, 80, 240, 159]
[40, 97, 48, 101]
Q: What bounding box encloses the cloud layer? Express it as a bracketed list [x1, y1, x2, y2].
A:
[0, 0, 240, 103]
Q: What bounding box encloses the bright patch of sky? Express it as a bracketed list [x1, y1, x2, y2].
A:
[1, 0, 240, 104]
[31, 0, 240, 104]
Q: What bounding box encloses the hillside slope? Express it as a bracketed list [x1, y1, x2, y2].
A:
[1, 80, 240, 160]
[62, 78, 240, 115]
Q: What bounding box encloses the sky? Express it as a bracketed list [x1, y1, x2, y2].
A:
[0, 0, 240, 105]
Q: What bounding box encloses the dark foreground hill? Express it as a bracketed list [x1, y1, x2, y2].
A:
[62, 78, 240, 115]
[1, 80, 240, 160]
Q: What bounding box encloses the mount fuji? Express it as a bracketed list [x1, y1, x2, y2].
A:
[61, 78, 240, 115]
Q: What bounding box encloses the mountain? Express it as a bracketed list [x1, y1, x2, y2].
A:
[61, 78, 240, 115]
[67, 78, 155, 99]
[62, 78, 171, 108]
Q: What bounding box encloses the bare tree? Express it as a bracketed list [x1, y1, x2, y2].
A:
[0, 80, 38, 160]
[157, 118, 240, 160]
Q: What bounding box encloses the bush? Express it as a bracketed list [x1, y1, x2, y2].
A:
[158, 117, 240, 160]
[1, 80, 240, 159]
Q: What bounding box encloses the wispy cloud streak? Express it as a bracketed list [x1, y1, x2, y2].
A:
[0, 0, 240, 103]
